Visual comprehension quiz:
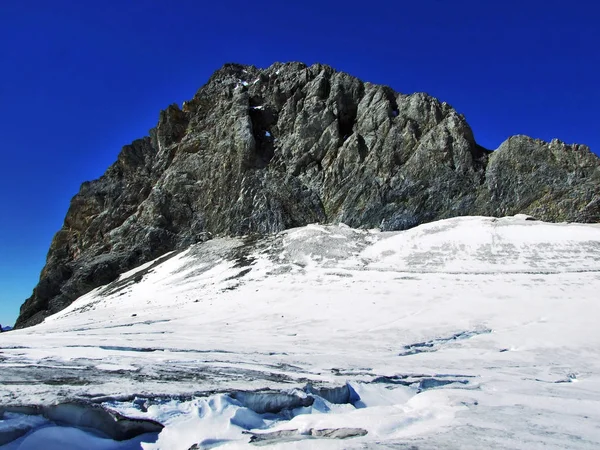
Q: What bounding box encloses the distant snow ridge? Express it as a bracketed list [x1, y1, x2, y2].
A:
[1, 215, 600, 449]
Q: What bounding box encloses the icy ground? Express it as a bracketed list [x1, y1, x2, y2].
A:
[1, 215, 600, 449]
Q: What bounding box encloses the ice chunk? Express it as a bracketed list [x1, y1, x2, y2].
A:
[229, 391, 313, 414]
[304, 383, 359, 405]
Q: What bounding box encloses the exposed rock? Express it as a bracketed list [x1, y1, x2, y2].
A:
[15, 62, 600, 328]
[248, 427, 368, 445]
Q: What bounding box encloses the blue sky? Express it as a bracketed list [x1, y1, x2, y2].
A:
[0, 0, 598, 326]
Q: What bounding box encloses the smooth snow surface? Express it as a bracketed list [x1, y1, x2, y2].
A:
[2, 216, 600, 449]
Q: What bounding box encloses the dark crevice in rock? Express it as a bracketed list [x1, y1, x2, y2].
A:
[356, 134, 368, 162]
[249, 106, 277, 168]
[384, 87, 400, 118]
[317, 76, 331, 100]
[336, 93, 359, 141]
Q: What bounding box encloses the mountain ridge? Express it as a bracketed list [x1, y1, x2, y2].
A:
[15, 61, 600, 328]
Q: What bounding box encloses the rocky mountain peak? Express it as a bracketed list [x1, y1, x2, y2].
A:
[15, 62, 599, 328]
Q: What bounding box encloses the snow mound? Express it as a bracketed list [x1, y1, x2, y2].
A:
[363, 215, 600, 273]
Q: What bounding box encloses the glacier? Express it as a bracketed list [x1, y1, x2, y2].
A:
[1, 215, 600, 449]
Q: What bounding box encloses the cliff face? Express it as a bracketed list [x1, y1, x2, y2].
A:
[15, 62, 600, 328]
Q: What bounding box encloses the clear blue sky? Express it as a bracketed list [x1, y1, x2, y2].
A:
[0, 0, 598, 326]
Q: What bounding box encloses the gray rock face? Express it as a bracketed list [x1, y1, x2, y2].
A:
[15, 62, 600, 328]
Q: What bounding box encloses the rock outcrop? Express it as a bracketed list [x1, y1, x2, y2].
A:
[15, 62, 600, 328]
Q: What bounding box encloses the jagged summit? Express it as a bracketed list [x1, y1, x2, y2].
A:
[15, 62, 600, 328]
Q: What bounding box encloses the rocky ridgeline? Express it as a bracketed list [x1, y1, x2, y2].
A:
[15, 62, 600, 328]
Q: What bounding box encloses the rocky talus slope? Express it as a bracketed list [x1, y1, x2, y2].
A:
[16, 62, 600, 328]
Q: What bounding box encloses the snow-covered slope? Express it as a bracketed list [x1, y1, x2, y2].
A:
[1, 216, 600, 449]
